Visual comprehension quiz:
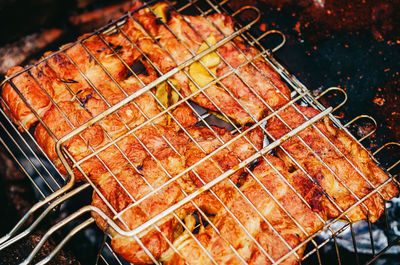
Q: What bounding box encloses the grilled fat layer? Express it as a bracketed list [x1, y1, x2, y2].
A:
[1, 1, 398, 265]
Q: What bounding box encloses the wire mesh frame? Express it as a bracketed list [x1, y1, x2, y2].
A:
[0, 2, 394, 264]
[0, 94, 122, 264]
[1, 104, 398, 265]
[0, 0, 398, 264]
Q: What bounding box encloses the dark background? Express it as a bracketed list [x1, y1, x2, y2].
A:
[0, 0, 399, 264]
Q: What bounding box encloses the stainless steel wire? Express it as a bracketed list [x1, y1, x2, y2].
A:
[0, 0, 399, 264]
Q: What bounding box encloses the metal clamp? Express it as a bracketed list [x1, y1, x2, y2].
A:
[251, 30, 286, 53]
[373, 142, 400, 173]
[315, 87, 348, 114]
[344, 115, 377, 142]
[231, 6, 261, 25]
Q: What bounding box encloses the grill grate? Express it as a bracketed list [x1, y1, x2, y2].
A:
[0, 0, 399, 264]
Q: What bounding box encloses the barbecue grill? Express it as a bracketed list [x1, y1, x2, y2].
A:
[0, 0, 399, 264]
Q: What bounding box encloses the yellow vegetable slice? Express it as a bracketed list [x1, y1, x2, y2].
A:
[188, 34, 220, 92]
[209, 111, 232, 124]
[155, 78, 181, 111]
[155, 81, 169, 109]
[169, 78, 181, 106]
[151, 2, 169, 23]
[156, 34, 220, 111]
[189, 63, 215, 92]
[197, 36, 220, 69]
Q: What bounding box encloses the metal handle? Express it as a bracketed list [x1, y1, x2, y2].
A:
[315, 86, 348, 114]
[344, 115, 378, 142]
[0, 184, 90, 251]
[373, 142, 400, 173]
[251, 30, 286, 53]
[231, 6, 261, 25]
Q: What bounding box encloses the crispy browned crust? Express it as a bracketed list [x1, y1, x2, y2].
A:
[1, 1, 397, 264]
[133, 5, 291, 125]
[266, 104, 399, 222]
[164, 156, 324, 265]
[2, 66, 53, 130]
[1, 0, 290, 131]
[90, 125, 264, 264]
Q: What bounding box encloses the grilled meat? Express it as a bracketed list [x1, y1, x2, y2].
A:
[91, 129, 192, 264]
[0, 1, 398, 265]
[134, 4, 291, 125]
[2, 1, 290, 129]
[164, 157, 325, 265]
[92, 125, 264, 264]
[266, 104, 399, 222]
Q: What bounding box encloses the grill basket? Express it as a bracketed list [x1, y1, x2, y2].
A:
[0, 0, 399, 264]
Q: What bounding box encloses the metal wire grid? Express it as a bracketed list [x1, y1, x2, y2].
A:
[0, 0, 398, 264]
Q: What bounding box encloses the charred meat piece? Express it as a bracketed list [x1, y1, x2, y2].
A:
[266, 104, 399, 222]
[0, 1, 398, 264]
[164, 157, 325, 265]
[92, 124, 264, 264]
[133, 5, 291, 125]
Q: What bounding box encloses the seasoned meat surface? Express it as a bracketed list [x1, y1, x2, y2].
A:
[266, 104, 398, 222]
[132, 4, 291, 125]
[163, 157, 325, 265]
[92, 125, 264, 264]
[0, 1, 398, 265]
